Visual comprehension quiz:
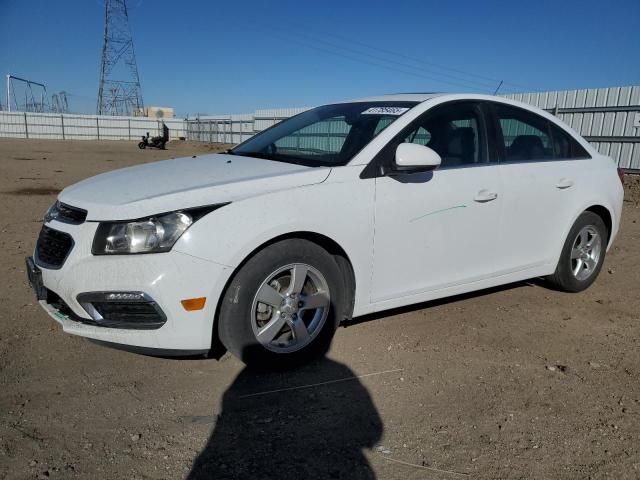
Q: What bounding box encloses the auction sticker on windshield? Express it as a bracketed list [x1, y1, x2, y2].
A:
[361, 107, 410, 115]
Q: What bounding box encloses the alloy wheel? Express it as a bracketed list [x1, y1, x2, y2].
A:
[251, 263, 330, 353]
[570, 225, 602, 281]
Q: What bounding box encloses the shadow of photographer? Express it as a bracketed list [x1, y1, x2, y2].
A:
[187, 354, 382, 479]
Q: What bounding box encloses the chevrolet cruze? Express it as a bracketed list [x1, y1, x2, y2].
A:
[26, 94, 624, 366]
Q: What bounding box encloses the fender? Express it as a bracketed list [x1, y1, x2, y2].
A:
[550, 198, 619, 270]
[548, 154, 624, 269]
[174, 165, 376, 313]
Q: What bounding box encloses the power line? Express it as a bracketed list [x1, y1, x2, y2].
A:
[250, 23, 535, 94]
[292, 25, 539, 93]
[248, 26, 507, 94]
[249, 25, 524, 94]
[273, 26, 501, 91]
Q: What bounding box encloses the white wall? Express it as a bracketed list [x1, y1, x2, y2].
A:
[0, 111, 186, 140]
[186, 107, 309, 145]
[3, 86, 638, 169]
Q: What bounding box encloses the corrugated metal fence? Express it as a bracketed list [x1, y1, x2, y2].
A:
[2, 87, 638, 168]
[186, 108, 308, 145]
[504, 86, 640, 170]
[184, 86, 640, 170]
[0, 111, 186, 140]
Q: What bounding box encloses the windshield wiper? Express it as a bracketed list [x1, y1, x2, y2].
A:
[235, 151, 274, 160]
[233, 151, 308, 166]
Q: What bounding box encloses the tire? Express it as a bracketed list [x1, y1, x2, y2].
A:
[138, 142, 146, 149]
[218, 239, 347, 368]
[546, 211, 608, 292]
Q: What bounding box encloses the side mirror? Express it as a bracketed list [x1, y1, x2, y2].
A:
[393, 143, 441, 173]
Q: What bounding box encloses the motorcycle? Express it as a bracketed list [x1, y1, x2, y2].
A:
[138, 123, 169, 150]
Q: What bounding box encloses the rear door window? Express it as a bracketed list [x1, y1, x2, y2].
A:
[494, 105, 553, 161]
[493, 104, 590, 162]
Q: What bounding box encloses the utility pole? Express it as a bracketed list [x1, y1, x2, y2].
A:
[96, 0, 144, 116]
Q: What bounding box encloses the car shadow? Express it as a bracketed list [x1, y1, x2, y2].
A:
[187, 352, 382, 479]
[346, 279, 541, 327]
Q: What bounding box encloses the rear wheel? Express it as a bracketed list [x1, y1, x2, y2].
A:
[546, 211, 608, 292]
[218, 239, 346, 367]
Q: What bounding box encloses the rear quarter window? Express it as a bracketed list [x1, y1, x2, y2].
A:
[548, 122, 591, 159]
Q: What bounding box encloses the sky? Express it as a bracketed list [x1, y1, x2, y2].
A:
[0, 0, 639, 116]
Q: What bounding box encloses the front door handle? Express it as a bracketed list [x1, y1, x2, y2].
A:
[474, 190, 498, 203]
[555, 178, 574, 189]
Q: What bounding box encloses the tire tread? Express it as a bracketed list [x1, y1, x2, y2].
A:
[217, 238, 346, 367]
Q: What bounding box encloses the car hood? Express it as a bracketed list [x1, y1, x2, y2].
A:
[58, 153, 331, 220]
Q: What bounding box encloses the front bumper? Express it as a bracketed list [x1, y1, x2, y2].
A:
[27, 220, 231, 351]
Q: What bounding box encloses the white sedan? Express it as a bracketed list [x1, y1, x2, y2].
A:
[26, 93, 624, 366]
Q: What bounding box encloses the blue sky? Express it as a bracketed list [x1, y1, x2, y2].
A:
[1, 0, 638, 116]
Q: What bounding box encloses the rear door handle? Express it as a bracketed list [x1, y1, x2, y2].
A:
[555, 178, 574, 189]
[474, 190, 498, 203]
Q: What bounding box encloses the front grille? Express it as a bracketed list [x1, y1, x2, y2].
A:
[55, 202, 87, 224]
[35, 226, 74, 269]
[93, 302, 166, 328]
[45, 289, 166, 330]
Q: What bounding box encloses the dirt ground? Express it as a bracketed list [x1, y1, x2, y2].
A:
[0, 138, 639, 480]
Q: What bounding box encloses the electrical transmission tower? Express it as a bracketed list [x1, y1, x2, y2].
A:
[51, 91, 69, 113]
[96, 0, 144, 116]
[5, 75, 48, 112]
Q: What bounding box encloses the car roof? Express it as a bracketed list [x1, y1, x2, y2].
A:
[341, 93, 446, 103]
[342, 92, 525, 105]
[342, 92, 555, 116]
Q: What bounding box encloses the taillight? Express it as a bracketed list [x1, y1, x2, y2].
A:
[617, 168, 624, 184]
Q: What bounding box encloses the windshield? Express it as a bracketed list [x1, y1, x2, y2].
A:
[231, 102, 418, 167]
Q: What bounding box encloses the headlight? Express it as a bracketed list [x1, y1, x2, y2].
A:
[92, 211, 192, 254]
[92, 204, 229, 255]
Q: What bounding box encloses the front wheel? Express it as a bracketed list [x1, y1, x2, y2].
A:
[546, 211, 608, 292]
[138, 142, 146, 149]
[218, 239, 347, 367]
